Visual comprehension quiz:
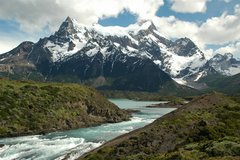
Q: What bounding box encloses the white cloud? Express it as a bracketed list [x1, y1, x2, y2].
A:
[215, 41, 240, 57]
[0, 30, 43, 54]
[0, 38, 23, 54]
[204, 48, 215, 60]
[235, 4, 240, 14]
[197, 4, 240, 48]
[152, 16, 206, 51]
[0, 0, 164, 33]
[170, 0, 210, 13]
[0, 42, 15, 53]
[0, 33, 40, 54]
[197, 10, 240, 45]
[0, 0, 164, 53]
[124, 0, 163, 20]
[152, 16, 214, 59]
[0, 0, 239, 59]
[151, 3, 240, 58]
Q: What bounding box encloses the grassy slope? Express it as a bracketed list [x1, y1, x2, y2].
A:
[157, 81, 201, 96]
[201, 73, 240, 95]
[1, 71, 201, 96]
[0, 78, 130, 137]
[101, 90, 182, 101]
[101, 89, 198, 102]
[81, 92, 240, 160]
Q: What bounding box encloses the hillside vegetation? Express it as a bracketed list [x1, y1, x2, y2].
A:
[101, 89, 198, 101]
[201, 73, 240, 95]
[81, 92, 240, 160]
[0, 78, 130, 137]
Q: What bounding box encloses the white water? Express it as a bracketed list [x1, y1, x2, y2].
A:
[0, 99, 175, 160]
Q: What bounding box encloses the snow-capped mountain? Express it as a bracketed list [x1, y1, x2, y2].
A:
[207, 53, 240, 76]
[0, 17, 240, 91]
[33, 17, 207, 78]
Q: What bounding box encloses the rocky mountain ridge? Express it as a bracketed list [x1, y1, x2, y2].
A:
[0, 17, 240, 90]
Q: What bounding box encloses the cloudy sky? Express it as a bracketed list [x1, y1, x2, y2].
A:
[0, 0, 239, 58]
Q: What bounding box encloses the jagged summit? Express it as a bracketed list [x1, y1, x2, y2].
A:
[175, 37, 193, 46]
[224, 52, 233, 60]
[172, 37, 204, 57]
[1, 17, 240, 90]
[57, 18, 159, 38]
[65, 16, 73, 23]
[56, 16, 77, 37]
[211, 53, 234, 62]
[207, 52, 240, 76]
[136, 20, 157, 31]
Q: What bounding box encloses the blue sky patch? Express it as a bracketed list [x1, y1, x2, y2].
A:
[99, 10, 137, 27]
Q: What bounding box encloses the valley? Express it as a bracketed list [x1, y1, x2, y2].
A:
[0, 7, 240, 160]
[81, 93, 240, 160]
[0, 98, 175, 159]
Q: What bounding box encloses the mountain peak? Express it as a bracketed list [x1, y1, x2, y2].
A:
[212, 53, 233, 61]
[65, 16, 73, 23]
[172, 37, 202, 57]
[208, 52, 240, 76]
[224, 53, 233, 60]
[137, 20, 157, 31]
[55, 16, 76, 37]
[175, 37, 194, 46]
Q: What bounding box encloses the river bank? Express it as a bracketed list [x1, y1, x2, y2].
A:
[0, 99, 175, 159]
[0, 79, 130, 138]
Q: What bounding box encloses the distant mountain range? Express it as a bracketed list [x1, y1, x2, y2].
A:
[0, 17, 240, 92]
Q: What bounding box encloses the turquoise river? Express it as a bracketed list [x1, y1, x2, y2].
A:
[0, 99, 175, 160]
